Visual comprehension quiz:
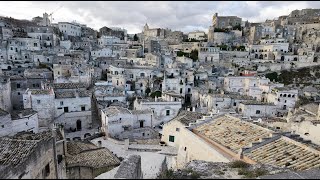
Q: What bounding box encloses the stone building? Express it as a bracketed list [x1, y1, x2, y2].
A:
[101, 106, 153, 139]
[238, 101, 277, 118]
[198, 47, 220, 64]
[134, 97, 182, 126]
[0, 76, 12, 112]
[66, 141, 120, 179]
[212, 13, 242, 29]
[0, 130, 66, 179]
[162, 113, 320, 170]
[23, 88, 55, 128]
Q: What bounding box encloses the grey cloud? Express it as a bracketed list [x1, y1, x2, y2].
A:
[3, 1, 320, 34]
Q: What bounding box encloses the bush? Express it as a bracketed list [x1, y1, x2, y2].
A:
[157, 169, 175, 179]
[229, 160, 250, 168]
[238, 168, 268, 178]
[190, 171, 200, 179]
[266, 72, 279, 82]
[150, 91, 162, 98]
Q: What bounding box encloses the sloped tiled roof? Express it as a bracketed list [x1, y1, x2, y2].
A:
[173, 110, 205, 126]
[194, 115, 272, 152]
[66, 141, 120, 169]
[244, 137, 320, 171]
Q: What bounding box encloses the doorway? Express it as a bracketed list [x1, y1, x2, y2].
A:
[140, 121, 144, 128]
[76, 120, 82, 131]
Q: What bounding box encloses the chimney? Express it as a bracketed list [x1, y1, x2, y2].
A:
[98, 141, 102, 148]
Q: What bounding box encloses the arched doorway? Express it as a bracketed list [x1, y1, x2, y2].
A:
[76, 120, 82, 131]
[314, 57, 318, 62]
[259, 54, 263, 59]
[281, 56, 285, 61]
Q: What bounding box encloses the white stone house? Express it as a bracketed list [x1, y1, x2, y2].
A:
[11, 109, 39, 135]
[98, 36, 121, 46]
[134, 97, 182, 125]
[198, 47, 220, 64]
[267, 87, 299, 116]
[54, 90, 92, 132]
[238, 102, 277, 118]
[23, 89, 55, 128]
[188, 31, 206, 41]
[58, 22, 82, 37]
[101, 106, 153, 138]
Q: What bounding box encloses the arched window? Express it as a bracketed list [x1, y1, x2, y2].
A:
[283, 94, 287, 97]
[288, 94, 291, 97]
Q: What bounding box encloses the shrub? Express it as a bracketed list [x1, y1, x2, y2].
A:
[238, 168, 268, 178]
[229, 160, 250, 168]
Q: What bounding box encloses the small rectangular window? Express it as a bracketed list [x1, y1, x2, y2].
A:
[169, 135, 175, 142]
[176, 128, 180, 132]
[37, 100, 41, 104]
[17, 84, 21, 88]
[60, 101, 63, 106]
[81, 106, 85, 111]
[256, 110, 261, 114]
[166, 110, 170, 116]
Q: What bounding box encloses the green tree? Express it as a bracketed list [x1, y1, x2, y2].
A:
[133, 34, 139, 41]
[145, 87, 151, 96]
[189, 49, 198, 61]
[265, 72, 279, 82]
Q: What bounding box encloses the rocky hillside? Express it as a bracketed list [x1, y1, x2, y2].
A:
[158, 160, 291, 179]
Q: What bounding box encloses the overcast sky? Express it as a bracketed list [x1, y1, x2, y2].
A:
[0, 1, 319, 34]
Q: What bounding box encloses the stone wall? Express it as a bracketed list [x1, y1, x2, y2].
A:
[114, 155, 143, 179]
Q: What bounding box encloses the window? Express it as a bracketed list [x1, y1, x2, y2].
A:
[81, 106, 85, 111]
[233, 102, 236, 106]
[166, 110, 170, 116]
[18, 92, 20, 95]
[1, 125, 4, 128]
[26, 122, 28, 126]
[60, 101, 63, 106]
[176, 128, 180, 132]
[184, 147, 187, 151]
[17, 84, 21, 88]
[64, 107, 69, 112]
[37, 100, 41, 104]
[169, 135, 175, 142]
[256, 110, 261, 114]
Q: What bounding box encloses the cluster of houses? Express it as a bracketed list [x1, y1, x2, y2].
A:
[1, 8, 320, 179]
